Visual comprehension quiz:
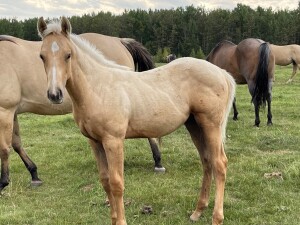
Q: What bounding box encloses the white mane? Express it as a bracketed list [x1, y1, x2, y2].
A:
[70, 35, 132, 71]
[40, 19, 132, 71]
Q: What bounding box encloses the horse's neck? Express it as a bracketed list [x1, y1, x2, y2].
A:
[66, 45, 111, 108]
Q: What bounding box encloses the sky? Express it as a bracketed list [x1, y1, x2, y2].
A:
[0, 0, 299, 21]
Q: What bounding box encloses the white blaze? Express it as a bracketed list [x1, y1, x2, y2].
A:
[51, 65, 57, 92]
[50, 41, 59, 92]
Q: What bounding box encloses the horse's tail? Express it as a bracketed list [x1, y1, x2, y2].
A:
[222, 71, 236, 143]
[120, 38, 155, 71]
[252, 42, 271, 107]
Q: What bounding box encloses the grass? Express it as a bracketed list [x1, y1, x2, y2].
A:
[1, 65, 300, 225]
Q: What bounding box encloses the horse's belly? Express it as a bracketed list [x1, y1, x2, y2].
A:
[125, 114, 187, 138]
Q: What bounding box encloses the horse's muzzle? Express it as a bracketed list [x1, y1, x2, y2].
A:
[47, 88, 63, 104]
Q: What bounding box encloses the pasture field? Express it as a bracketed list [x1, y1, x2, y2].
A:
[1, 65, 300, 225]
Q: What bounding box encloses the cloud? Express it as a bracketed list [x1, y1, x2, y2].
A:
[0, 0, 298, 21]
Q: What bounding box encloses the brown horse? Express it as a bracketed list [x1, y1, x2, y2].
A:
[207, 38, 275, 126]
[0, 32, 164, 192]
[38, 17, 235, 225]
[270, 44, 300, 83]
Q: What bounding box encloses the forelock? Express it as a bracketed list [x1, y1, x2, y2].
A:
[38, 19, 62, 39]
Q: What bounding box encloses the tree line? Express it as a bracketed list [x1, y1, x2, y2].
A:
[1, 3, 300, 62]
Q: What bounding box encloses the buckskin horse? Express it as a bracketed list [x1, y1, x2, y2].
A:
[38, 16, 235, 225]
[270, 44, 300, 83]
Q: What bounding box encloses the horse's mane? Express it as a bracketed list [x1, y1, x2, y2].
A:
[39, 19, 131, 71]
[206, 40, 236, 61]
[70, 35, 131, 70]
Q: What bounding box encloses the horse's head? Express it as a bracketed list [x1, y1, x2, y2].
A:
[37, 16, 73, 104]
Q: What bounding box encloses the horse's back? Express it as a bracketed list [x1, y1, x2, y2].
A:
[206, 40, 244, 83]
[145, 58, 234, 111]
[122, 58, 235, 138]
[79, 33, 134, 68]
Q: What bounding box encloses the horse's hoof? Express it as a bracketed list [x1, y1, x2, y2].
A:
[267, 122, 273, 126]
[31, 179, 43, 187]
[190, 211, 201, 222]
[154, 167, 166, 173]
[286, 79, 292, 84]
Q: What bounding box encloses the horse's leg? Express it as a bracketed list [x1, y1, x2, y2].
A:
[267, 91, 273, 126]
[248, 82, 260, 127]
[89, 139, 118, 225]
[12, 114, 42, 186]
[194, 114, 227, 225]
[286, 62, 298, 83]
[147, 138, 165, 172]
[232, 97, 238, 120]
[185, 115, 213, 222]
[253, 99, 260, 127]
[102, 137, 126, 225]
[0, 109, 15, 192]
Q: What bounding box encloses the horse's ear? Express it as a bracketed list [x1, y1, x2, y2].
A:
[61, 16, 72, 37]
[37, 17, 47, 39]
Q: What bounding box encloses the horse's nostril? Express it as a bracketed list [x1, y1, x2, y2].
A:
[47, 89, 63, 104]
[58, 88, 63, 99]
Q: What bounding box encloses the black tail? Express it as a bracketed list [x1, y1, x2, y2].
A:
[120, 38, 155, 71]
[252, 42, 270, 107]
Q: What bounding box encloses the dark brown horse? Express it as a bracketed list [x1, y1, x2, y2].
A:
[207, 38, 275, 126]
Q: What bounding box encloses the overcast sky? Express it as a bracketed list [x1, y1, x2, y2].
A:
[0, 0, 298, 21]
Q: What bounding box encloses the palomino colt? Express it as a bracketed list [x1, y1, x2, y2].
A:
[207, 39, 275, 126]
[270, 44, 300, 83]
[38, 17, 235, 225]
[0, 32, 164, 192]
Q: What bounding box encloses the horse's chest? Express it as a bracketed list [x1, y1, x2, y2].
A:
[73, 112, 97, 139]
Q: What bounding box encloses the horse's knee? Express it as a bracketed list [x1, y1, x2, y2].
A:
[213, 157, 227, 182]
[0, 147, 10, 160]
[100, 176, 110, 192]
[109, 177, 124, 196]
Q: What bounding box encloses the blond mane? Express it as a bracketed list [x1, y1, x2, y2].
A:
[39, 19, 131, 71]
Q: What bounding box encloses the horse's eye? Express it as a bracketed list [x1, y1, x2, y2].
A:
[40, 54, 45, 61]
[66, 53, 71, 61]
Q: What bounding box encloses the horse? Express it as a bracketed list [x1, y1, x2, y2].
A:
[270, 44, 300, 83]
[206, 39, 275, 127]
[0, 32, 164, 192]
[38, 16, 236, 225]
[166, 53, 176, 63]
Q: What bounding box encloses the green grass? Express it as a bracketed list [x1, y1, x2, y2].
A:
[1, 65, 300, 224]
